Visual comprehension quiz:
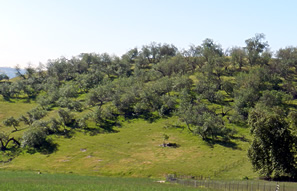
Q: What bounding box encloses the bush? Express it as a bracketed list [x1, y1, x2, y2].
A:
[22, 127, 49, 149]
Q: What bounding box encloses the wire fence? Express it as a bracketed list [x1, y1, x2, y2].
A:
[166, 175, 297, 191]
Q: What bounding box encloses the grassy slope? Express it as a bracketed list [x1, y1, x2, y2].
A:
[0, 97, 257, 179]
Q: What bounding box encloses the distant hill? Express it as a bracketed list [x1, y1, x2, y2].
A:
[0, 67, 25, 79]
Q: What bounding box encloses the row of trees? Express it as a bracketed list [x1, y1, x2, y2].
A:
[1, 34, 297, 179]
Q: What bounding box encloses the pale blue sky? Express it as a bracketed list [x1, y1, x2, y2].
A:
[0, 0, 297, 67]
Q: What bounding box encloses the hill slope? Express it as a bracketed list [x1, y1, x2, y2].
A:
[1, 39, 297, 180]
[1, 111, 256, 179]
[0, 96, 256, 179]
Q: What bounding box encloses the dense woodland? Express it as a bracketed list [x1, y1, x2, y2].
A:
[1, 33, 297, 180]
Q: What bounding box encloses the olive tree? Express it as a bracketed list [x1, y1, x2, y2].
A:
[3, 117, 20, 131]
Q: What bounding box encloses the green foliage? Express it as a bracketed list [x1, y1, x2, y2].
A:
[195, 73, 220, 103]
[3, 116, 20, 131]
[0, 132, 20, 151]
[2, 35, 297, 180]
[229, 46, 247, 70]
[176, 94, 230, 140]
[59, 83, 78, 98]
[22, 127, 50, 149]
[20, 107, 47, 125]
[248, 105, 297, 178]
[245, 33, 269, 66]
[258, 90, 291, 107]
[0, 73, 9, 81]
[274, 47, 297, 79]
[58, 109, 75, 127]
[0, 82, 13, 100]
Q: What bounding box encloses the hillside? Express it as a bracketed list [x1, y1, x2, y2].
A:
[1, 35, 297, 180]
[0, 101, 256, 179]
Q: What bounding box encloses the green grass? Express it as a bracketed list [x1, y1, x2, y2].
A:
[1, 116, 256, 179]
[0, 171, 208, 191]
[0, 93, 258, 180]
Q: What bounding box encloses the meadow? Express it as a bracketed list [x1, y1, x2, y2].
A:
[0, 104, 257, 179]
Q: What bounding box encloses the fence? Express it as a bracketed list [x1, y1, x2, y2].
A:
[166, 175, 297, 191]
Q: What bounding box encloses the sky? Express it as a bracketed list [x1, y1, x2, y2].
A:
[0, 0, 297, 68]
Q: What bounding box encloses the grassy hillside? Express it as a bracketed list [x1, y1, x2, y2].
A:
[0, 98, 256, 179]
[2, 39, 297, 181]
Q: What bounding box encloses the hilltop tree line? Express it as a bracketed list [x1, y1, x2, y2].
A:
[1, 33, 297, 179]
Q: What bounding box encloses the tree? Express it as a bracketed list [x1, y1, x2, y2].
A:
[75, 72, 104, 92]
[3, 117, 20, 131]
[47, 57, 75, 81]
[233, 68, 266, 118]
[59, 83, 78, 98]
[176, 91, 230, 140]
[244, 33, 269, 66]
[86, 82, 114, 108]
[201, 38, 223, 63]
[258, 90, 291, 108]
[19, 107, 47, 126]
[15, 64, 26, 79]
[182, 45, 204, 72]
[153, 55, 188, 77]
[25, 64, 36, 79]
[0, 82, 13, 100]
[273, 47, 297, 80]
[229, 47, 247, 70]
[58, 109, 75, 127]
[0, 132, 20, 151]
[195, 73, 221, 103]
[21, 127, 51, 150]
[248, 105, 297, 178]
[0, 73, 9, 81]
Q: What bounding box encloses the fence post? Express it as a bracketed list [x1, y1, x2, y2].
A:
[194, 180, 196, 188]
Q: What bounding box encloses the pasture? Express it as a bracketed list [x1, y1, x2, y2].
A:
[0, 171, 208, 191]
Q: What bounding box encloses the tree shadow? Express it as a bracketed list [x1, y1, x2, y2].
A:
[82, 121, 120, 136]
[205, 138, 240, 150]
[286, 103, 297, 110]
[2, 97, 14, 102]
[38, 141, 59, 154]
[160, 142, 180, 148]
[259, 175, 297, 182]
[53, 129, 75, 139]
[26, 141, 59, 155]
[231, 135, 250, 143]
[0, 147, 22, 163]
[123, 111, 160, 123]
[139, 112, 160, 123]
